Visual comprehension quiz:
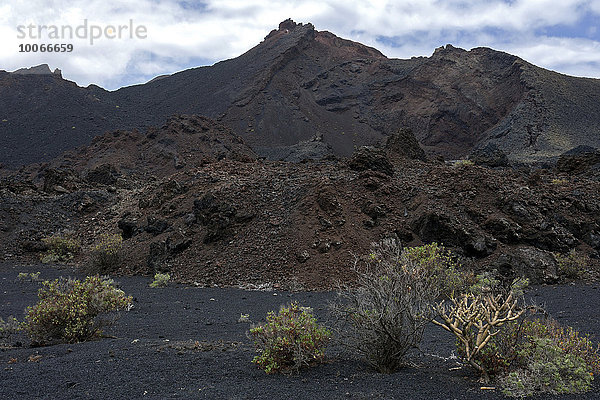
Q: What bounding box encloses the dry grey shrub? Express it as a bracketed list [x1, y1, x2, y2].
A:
[330, 238, 449, 373]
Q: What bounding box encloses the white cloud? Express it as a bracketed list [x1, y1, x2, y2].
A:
[0, 0, 599, 89]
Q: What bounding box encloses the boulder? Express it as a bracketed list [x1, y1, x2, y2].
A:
[86, 164, 120, 185]
[413, 212, 496, 257]
[492, 247, 558, 284]
[469, 143, 509, 167]
[145, 216, 170, 236]
[385, 127, 426, 161]
[556, 145, 600, 174]
[117, 214, 139, 239]
[193, 193, 240, 243]
[348, 146, 394, 176]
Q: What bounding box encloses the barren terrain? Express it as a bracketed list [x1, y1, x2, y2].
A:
[1, 263, 599, 399]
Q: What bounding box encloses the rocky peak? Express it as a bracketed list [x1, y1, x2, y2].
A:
[432, 44, 467, 58]
[279, 18, 300, 31]
[12, 64, 62, 78]
[265, 19, 314, 40]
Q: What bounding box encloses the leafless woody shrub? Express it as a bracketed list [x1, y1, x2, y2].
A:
[330, 238, 448, 373]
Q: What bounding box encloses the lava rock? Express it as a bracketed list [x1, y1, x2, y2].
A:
[42, 168, 78, 193]
[385, 127, 426, 161]
[492, 247, 559, 284]
[413, 212, 496, 257]
[483, 216, 522, 243]
[147, 241, 169, 273]
[118, 214, 139, 239]
[316, 188, 342, 215]
[194, 193, 237, 243]
[469, 143, 509, 167]
[296, 250, 310, 263]
[348, 146, 394, 176]
[145, 216, 170, 236]
[21, 240, 48, 253]
[556, 145, 600, 174]
[361, 201, 388, 220]
[86, 164, 120, 185]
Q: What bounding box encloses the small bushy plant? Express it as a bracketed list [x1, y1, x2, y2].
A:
[0, 316, 21, 346]
[500, 338, 593, 397]
[401, 242, 467, 298]
[249, 302, 330, 374]
[555, 249, 587, 279]
[40, 234, 80, 263]
[149, 273, 170, 288]
[551, 178, 568, 185]
[469, 270, 529, 298]
[89, 233, 123, 273]
[519, 318, 600, 375]
[453, 159, 474, 168]
[462, 313, 599, 394]
[331, 240, 467, 373]
[17, 272, 41, 282]
[22, 276, 132, 345]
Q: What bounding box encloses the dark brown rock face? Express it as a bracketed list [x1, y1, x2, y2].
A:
[556, 146, 600, 174]
[1, 112, 599, 289]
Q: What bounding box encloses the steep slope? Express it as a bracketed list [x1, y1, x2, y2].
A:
[2, 20, 600, 167]
[1, 118, 599, 288]
[51, 115, 256, 179]
[0, 68, 125, 167]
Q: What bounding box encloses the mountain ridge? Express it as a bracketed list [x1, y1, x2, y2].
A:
[1, 19, 599, 167]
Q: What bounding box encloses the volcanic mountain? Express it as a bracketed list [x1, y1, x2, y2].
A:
[1, 19, 600, 167]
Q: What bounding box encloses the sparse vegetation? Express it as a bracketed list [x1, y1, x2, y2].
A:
[238, 313, 251, 323]
[435, 282, 598, 395]
[0, 316, 21, 346]
[469, 270, 529, 298]
[517, 317, 600, 376]
[500, 338, 593, 397]
[249, 302, 330, 374]
[331, 239, 465, 373]
[551, 178, 568, 185]
[17, 271, 41, 282]
[22, 276, 132, 345]
[88, 233, 123, 273]
[400, 242, 467, 297]
[40, 233, 80, 263]
[149, 272, 170, 288]
[555, 249, 587, 279]
[453, 159, 474, 168]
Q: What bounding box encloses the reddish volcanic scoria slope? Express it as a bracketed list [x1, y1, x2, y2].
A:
[1, 116, 599, 289]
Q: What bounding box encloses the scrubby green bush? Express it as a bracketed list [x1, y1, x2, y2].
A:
[555, 249, 587, 279]
[518, 318, 600, 375]
[0, 316, 21, 346]
[22, 276, 132, 345]
[469, 270, 529, 298]
[89, 233, 123, 273]
[249, 302, 330, 374]
[401, 242, 467, 298]
[40, 234, 80, 263]
[453, 159, 474, 168]
[450, 311, 599, 395]
[500, 338, 593, 397]
[331, 239, 467, 373]
[17, 272, 41, 282]
[149, 273, 170, 288]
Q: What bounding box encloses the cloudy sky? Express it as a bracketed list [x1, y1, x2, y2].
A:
[1, 0, 599, 90]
